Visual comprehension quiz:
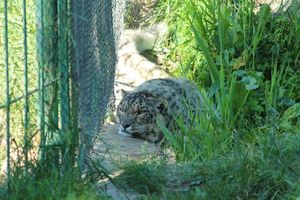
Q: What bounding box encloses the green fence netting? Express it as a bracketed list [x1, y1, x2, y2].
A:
[72, 0, 125, 158]
[0, 0, 125, 190]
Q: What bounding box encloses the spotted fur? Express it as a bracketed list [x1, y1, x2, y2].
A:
[117, 78, 203, 143]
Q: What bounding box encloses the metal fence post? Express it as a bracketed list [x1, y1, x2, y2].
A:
[4, 0, 11, 191]
[36, 0, 59, 164]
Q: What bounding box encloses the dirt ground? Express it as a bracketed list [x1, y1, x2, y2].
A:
[92, 125, 158, 169]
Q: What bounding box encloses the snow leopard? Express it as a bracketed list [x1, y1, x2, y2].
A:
[117, 78, 204, 143]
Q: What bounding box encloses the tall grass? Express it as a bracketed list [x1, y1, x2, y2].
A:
[155, 0, 300, 159]
[0, 127, 111, 200]
[116, 133, 300, 199]
[0, 162, 110, 200]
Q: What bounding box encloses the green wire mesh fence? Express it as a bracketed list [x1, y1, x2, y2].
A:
[1, 0, 125, 192]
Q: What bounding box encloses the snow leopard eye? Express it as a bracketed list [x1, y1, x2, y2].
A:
[136, 110, 146, 116]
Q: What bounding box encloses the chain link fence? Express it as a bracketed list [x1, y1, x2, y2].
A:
[1, 0, 125, 190]
[72, 0, 125, 159]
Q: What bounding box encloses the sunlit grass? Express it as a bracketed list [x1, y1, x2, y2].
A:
[0, 0, 39, 172]
[0, 162, 111, 200]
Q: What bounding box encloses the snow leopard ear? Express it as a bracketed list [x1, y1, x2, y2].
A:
[121, 89, 130, 98]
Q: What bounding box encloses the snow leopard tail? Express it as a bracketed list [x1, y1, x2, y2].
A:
[118, 22, 168, 54]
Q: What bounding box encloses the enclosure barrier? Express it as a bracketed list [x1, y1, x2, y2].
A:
[1, 0, 125, 192]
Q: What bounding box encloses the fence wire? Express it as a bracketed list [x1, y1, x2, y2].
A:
[0, 0, 125, 191]
[72, 0, 125, 159]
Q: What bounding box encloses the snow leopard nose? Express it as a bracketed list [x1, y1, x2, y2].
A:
[121, 118, 133, 130]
